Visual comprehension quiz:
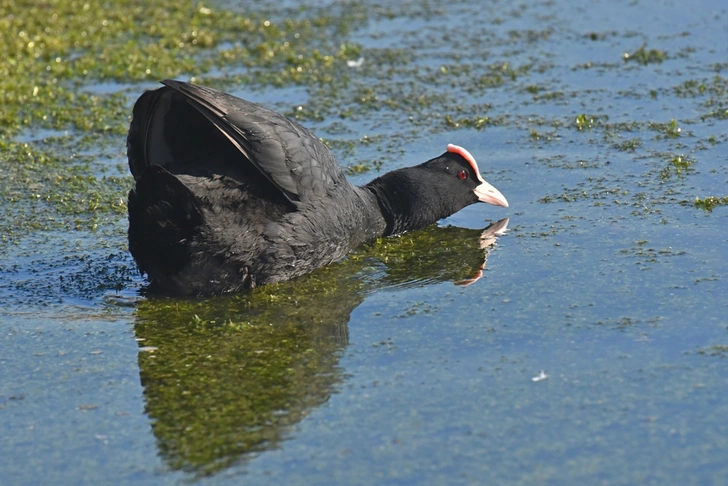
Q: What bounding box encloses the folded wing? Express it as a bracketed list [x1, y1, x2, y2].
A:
[128, 79, 346, 206]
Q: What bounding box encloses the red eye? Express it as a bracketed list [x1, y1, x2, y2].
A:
[458, 170, 468, 180]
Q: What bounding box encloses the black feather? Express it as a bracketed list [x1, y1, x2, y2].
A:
[126, 80, 507, 295]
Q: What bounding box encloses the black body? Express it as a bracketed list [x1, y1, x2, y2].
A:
[127, 80, 504, 295]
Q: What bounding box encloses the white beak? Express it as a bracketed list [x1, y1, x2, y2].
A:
[474, 180, 509, 207]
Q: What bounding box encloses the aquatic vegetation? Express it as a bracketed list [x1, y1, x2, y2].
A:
[671, 76, 728, 120]
[659, 154, 696, 179]
[622, 45, 667, 65]
[0, 0, 370, 139]
[130, 222, 500, 475]
[694, 196, 728, 212]
[649, 119, 682, 138]
[2, 0, 728, 481]
[696, 345, 728, 357]
[0, 0, 373, 252]
[444, 114, 491, 130]
[136, 295, 347, 475]
[574, 114, 607, 131]
[0, 139, 129, 238]
[613, 138, 642, 152]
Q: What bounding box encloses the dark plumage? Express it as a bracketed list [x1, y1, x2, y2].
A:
[127, 80, 508, 295]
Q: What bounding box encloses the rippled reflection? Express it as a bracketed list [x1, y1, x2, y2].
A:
[134, 219, 508, 476]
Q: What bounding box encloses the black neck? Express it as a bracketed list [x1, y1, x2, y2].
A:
[364, 167, 461, 236]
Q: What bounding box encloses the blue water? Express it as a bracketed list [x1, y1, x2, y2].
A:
[2, 0, 728, 484]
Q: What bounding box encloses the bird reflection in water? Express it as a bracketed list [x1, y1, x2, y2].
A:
[134, 218, 508, 476]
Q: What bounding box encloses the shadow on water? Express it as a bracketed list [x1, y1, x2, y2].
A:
[133, 219, 508, 476]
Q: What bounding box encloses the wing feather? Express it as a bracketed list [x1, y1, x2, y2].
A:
[160, 79, 345, 204]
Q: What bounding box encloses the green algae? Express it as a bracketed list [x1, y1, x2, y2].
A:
[622, 45, 667, 65]
[0, 0, 371, 254]
[649, 119, 682, 139]
[695, 345, 728, 357]
[0, 138, 129, 243]
[131, 222, 502, 475]
[613, 138, 642, 152]
[670, 75, 728, 121]
[3, 0, 722, 247]
[1, 0, 366, 137]
[694, 196, 728, 212]
[444, 114, 492, 130]
[575, 114, 603, 131]
[1, 0, 366, 136]
[136, 296, 348, 476]
[1, 0, 727, 483]
[660, 154, 696, 179]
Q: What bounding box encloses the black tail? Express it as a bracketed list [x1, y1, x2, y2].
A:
[127, 88, 164, 179]
[128, 165, 204, 279]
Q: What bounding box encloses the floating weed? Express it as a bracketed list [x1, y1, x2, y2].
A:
[469, 62, 531, 91]
[667, 75, 728, 120]
[674, 79, 708, 97]
[669, 154, 695, 172]
[622, 45, 667, 65]
[694, 196, 728, 212]
[529, 129, 560, 142]
[574, 114, 607, 131]
[673, 75, 727, 98]
[322, 135, 384, 160]
[533, 91, 565, 102]
[344, 160, 383, 176]
[0, 0, 367, 139]
[444, 115, 491, 130]
[659, 154, 696, 179]
[613, 138, 642, 152]
[595, 316, 663, 329]
[0, 138, 130, 241]
[695, 345, 728, 357]
[618, 243, 686, 265]
[649, 119, 681, 138]
[704, 107, 728, 120]
[603, 121, 641, 133]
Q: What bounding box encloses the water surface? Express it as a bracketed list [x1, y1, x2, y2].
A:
[2, 0, 728, 484]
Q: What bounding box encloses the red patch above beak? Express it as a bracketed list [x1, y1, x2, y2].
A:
[447, 144, 508, 207]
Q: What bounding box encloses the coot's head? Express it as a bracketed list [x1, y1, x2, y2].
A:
[366, 144, 508, 235]
[421, 144, 509, 209]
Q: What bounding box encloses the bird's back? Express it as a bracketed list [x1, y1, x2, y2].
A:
[126, 82, 385, 295]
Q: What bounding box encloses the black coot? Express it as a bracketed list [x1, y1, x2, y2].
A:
[127, 80, 508, 295]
